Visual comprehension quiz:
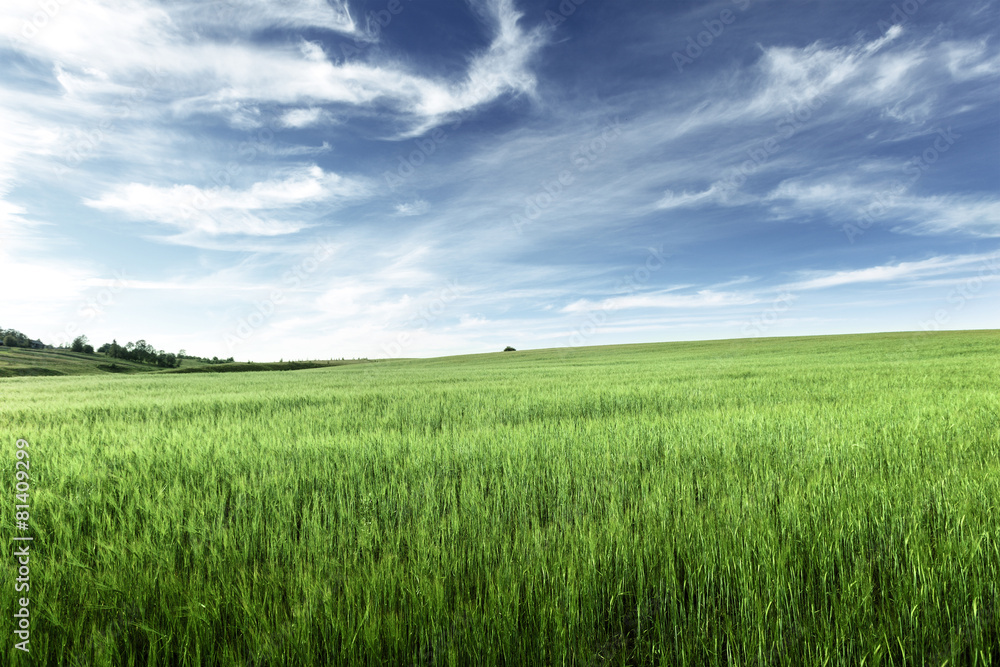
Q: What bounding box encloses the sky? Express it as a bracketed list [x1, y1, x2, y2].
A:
[1, 0, 998, 361]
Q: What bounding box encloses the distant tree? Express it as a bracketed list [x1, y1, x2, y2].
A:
[155, 352, 177, 368]
[503, 346, 516, 352]
[99, 340, 119, 358]
[71, 335, 89, 353]
[1, 329, 30, 347]
[83, 344, 94, 354]
[96, 338, 179, 366]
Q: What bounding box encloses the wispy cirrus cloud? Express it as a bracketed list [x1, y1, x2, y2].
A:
[84, 165, 371, 237]
[562, 289, 759, 314]
[2, 0, 545, 135]
[559, 252, 996, 320]
[779, 253, 998, 292]
[394, 199, 430, 216]
[766, 177, 1000, 237]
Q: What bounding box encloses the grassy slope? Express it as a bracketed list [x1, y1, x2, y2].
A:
[0, 347, 367, 377]
[0, 330, 998, 665]
[0, 347, 164, 376]
[166, 360, 370, 374]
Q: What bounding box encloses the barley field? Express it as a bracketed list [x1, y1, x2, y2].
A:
[2, 331, 998, 665]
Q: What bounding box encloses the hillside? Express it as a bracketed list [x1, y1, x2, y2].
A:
[165, 359, 370, 373]
[0, 346, 372, 377]
[0, 346, 172, 377]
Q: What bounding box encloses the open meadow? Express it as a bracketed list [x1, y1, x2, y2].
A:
[1, 330, 998, 665]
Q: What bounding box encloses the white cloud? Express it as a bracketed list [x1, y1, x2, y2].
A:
[394, 200, 430, 216]
[767, 176, 1000, 237]
[279, 107, 326, 128]
[943, 39, 1000, 81]
[84, 165, 371, 236]
[562, 290, 758, 314]
[1, 0, 545, 134]
[780, 252, 999, 292]
[654, 185, 724, 210]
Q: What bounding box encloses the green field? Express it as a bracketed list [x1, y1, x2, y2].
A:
[0, 347, 165, 377]
[0, 347, 369, 378]
[2, 331, 998, 665]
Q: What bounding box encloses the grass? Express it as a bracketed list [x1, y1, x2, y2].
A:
[0, 347, 162, 377]
[1, 330, 997, 665]
[0, 348, 368, 377]
[0, 348, 226, 377]
[165, 360, 369, 374]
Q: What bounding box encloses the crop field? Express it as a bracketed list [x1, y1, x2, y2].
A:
[1, 330, 998, 665]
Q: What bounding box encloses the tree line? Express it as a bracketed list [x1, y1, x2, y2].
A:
[4, 325, 232, 369]
[70, 335, 182, 368]
[1, 328, 36, 348]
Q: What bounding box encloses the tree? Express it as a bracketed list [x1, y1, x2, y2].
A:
[155, 352, 177, 368]
[83, 344, 94, 354]
[1, 329, 29, 348]
[503, 346, 516, 352]
[106, 340, 123, 359]
[71, 335, 89, 353]
[98, 337, 180, 367]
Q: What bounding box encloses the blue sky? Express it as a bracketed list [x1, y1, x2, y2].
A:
[1, 0, 998, 360]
